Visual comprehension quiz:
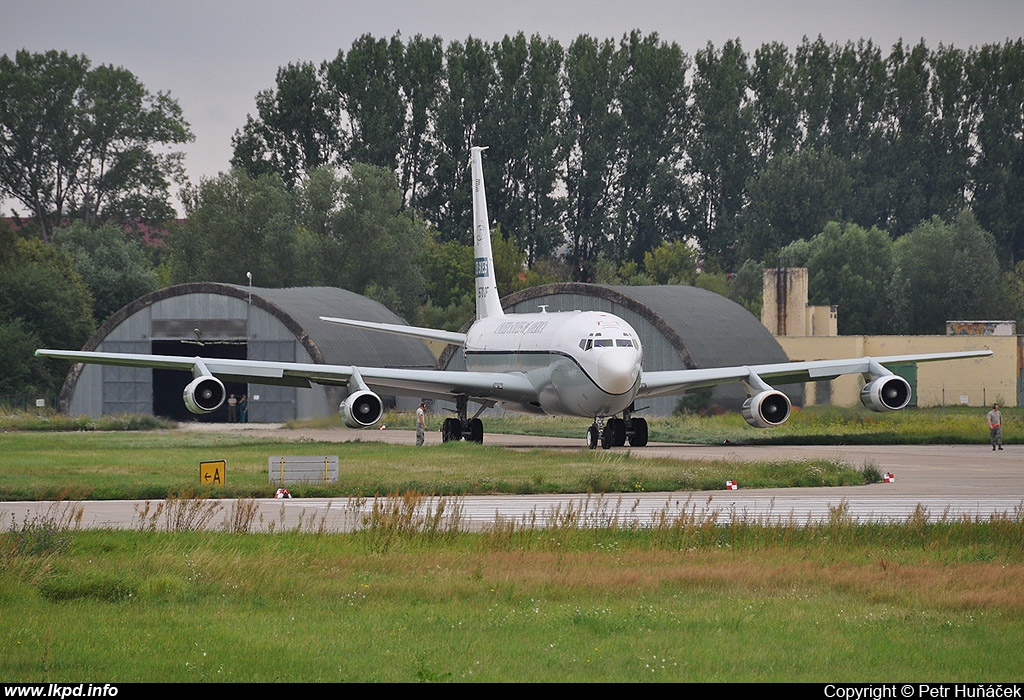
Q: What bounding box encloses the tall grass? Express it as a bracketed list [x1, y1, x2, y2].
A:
[0, 409, 173, 432]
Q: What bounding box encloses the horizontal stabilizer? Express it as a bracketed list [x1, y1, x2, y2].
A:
[319, 316, 467, 346]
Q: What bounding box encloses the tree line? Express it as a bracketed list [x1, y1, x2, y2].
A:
[3, 36, 1024, 398]
[231, 32, 1024, 270]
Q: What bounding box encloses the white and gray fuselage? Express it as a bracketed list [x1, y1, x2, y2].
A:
[464, 310, 643, 418]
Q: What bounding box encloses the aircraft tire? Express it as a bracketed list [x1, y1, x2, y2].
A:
[442, 418, 459, 442]
[469, 418, 484, 443]
[628, 417, 649, 447]
[586, 424, 599, 450]
[608, 417, 627, 447]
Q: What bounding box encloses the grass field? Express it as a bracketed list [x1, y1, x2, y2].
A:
[2, 501, 1023, 682]
[0, 427, 873, 501]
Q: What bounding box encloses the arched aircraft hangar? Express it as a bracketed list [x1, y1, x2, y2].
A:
[439, 283, 799, 416]
[57, 283, 437, 422]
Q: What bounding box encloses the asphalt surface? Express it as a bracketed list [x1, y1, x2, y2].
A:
[3, 422, 1021, 531]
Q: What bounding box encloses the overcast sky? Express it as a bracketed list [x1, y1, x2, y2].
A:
[3, 0, 1023, 215]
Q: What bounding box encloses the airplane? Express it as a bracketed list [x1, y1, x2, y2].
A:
[36, 146, 992, 449]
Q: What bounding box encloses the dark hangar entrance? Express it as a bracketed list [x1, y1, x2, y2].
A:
[151, 340, 248, 423]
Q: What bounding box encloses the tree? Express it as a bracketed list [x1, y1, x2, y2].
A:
[230, 61, 339, 189]
[325, 34, 407, 172]
[1000, 260, 1024, 331]
[968, 40, 1024, 263]
[170, 169, 298, 287]
[894, 212, 1003, 334]
[419, 235, 474, 330]
[879, 40, 935, 236]
[749, 42, 799, 165]
[483, 33, 565, 266]
[741, 148, 851, 262]
[0, 50, 89, 242]
[562, 35, 622, 261]
[53, 222, 159, 323]
[926, 44, 975, 223]
[803, 221, 895, 335]
[0, 222, 95, 394]
[611, 31, 689, 263]
[308, 163, 428, 319]
[0, 50, 193, 241]
[689, 39, 754, 269]
[396, 35, 445, 212]
[728, 258, 764, 318]
[419, 37, 494, 243]
[642, 240, 698, 285]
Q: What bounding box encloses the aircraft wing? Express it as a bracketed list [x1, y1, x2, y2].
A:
[637, 350, 993, 399]
[34, 349, 537, 405]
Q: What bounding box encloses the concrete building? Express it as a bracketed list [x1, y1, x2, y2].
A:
[58, 283, 436, 421]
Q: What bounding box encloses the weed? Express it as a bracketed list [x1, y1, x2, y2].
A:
[226, 498, 261, 534]
[860, 459, 883, 483]
[361, 491, 464, 553]
[1, 502, 81, 559]
[133, 489, 223, 532]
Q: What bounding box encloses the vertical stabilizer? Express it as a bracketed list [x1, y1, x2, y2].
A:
[470, 146, 505, 320]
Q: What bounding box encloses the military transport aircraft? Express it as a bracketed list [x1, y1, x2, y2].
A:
[37, 147, 992, 448]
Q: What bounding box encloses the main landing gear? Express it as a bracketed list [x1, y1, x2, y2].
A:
[440, 395, 487, 444]
[586, 405, 649, 449]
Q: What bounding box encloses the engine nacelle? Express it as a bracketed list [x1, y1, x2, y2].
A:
[860, 375, 912, 412]
[183, 376, 226, 414]
[741, 390, 792, 428]
[341, 390, 385, 428]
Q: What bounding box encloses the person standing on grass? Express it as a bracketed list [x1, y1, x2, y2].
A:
[988, 403, 1003, 451]
[416, 401, 427, 446]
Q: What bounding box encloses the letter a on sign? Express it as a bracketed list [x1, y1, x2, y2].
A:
[200, 460, 226, 485]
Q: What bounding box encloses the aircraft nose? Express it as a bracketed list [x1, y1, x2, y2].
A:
[597, 350, 641, 395]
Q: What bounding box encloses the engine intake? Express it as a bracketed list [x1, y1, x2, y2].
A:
[183, 376, 226, 414]
[860, 376, 911, 412]
[341, 390, 385, 428]
[741, 390, 792, 428]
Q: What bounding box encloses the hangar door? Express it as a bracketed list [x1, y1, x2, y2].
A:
[152, 340, 248, 422]
[150, 318, 249, 422]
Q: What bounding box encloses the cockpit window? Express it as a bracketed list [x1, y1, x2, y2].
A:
[581, 337, 637, 350]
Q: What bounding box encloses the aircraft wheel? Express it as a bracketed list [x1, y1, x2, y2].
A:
[608, 417, 627, 447]
[442, 418, 459, 442]
[628, 417, 649, 447]
[601, 423, 614, 449]
[468, 418, 484, 443]
[586, 424, 599, 450]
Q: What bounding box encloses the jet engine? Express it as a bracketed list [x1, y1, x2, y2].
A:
[741, 390, 792, 428]
[183, 376, 226, 414]
[860, 375, 912, 412]
[341, 390, 385, 428]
